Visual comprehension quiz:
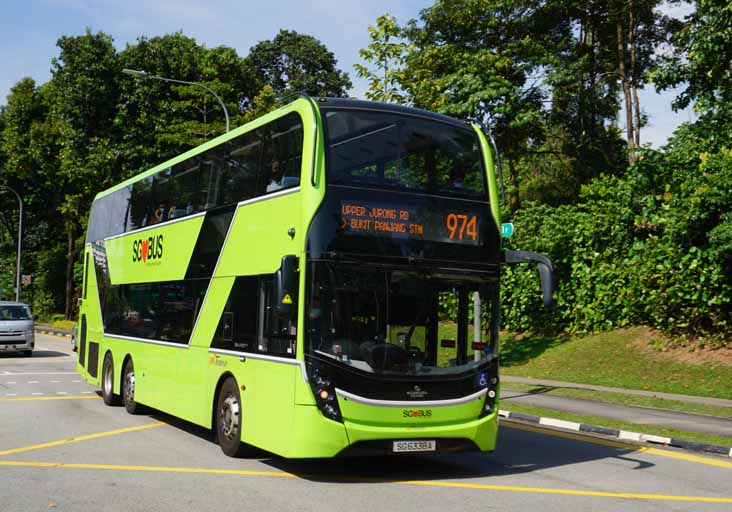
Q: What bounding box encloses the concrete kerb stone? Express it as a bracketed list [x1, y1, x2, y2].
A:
[34, 327, 71, 338]
[498, 409, 732, 459]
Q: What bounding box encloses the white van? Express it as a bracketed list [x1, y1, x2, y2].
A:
[0, 301, 35, 356]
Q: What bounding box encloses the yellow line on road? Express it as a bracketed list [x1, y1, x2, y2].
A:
[503, 421, 732, 469]
[0, 460, 730, 503]
[396, 479, 732, 503]
[0, 395, 99, 402]
[0, 422, 166, 457]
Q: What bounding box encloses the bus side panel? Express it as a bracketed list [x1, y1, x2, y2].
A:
[78, 244, 104, 388]
[215, 192, 302, 277]
[247, 360, 297, 456]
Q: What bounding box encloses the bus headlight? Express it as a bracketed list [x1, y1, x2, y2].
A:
[310, 375, 342, 422]
[480, 377, 499, 418]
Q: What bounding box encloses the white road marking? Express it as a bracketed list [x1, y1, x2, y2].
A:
[72, 380, 81, 383]
[31, 393, 44, 396]
[50, 380, 61, 383]
[56, 392, 68, 395]
[28, 381, 39, 384]
[6, 381, 16, 384]
[5, 393, 17, 397]
[82, 391, 93, 394]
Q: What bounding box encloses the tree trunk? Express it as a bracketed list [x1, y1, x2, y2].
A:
[629, 0, 641, 148]
[64, 223, 75, 320]
[507, 157, 521, 211]
[615, 1, 635, 164]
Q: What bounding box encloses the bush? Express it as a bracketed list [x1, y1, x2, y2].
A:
[500, 143, 732, 347]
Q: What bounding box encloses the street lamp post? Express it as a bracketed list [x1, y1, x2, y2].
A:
[0, 185, 23, 302]
[122, 68, 230, 132]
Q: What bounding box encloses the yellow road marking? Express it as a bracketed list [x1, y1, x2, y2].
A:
[0, 422, 165, 457]
[0, 460, 730, 503]
[0, 395, 99, 402]
[503, 421, 732, 469]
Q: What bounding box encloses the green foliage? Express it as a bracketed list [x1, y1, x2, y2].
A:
[246, 30, 352, 97]
[1, 28, 351, 319]
[501, 133, 732, 345]
[354, 14, 411, 104]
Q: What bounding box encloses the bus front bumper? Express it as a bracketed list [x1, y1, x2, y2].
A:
[291, 404, 498, 458]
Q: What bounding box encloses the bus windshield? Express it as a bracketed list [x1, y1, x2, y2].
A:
[305, 262, 498, 377]
[323, 108, 486, 200]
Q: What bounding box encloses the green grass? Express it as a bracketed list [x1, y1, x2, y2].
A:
[500, 327, 732, 399]
[501, 382, 732, 419]
[501, 402, 732, 448]
[49, 319, 76, 331]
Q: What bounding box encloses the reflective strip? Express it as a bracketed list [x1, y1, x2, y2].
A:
[208, 348, 308, 382]
[105, 333, 188, 349]
[335, 387, 487, 408]
[104, 211, 206, 242]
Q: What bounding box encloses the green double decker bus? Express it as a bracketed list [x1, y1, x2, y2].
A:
[77, 96, 553, 458]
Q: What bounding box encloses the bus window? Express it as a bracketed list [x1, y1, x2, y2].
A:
[212, 276, 259, 353]
[259, 277, 297, 357]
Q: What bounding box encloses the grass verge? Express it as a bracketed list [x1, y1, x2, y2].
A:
[501, 402, 732, 448]
[501, 327, 732, 399]
[501, 382, 732, 419]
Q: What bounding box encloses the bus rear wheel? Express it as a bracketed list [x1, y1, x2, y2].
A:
[122, 358, 143, 415]
[216, 378, 250, 457]
[102, 352, 121, 406]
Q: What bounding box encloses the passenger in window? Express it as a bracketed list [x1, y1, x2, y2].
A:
[154, 204, 171, 223]
[266, 160, 283, 192]
[450, 167, 466, 189]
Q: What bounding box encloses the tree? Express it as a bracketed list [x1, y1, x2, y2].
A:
[396, 0, 559, 209]
[48, 29, 122, 318]
[246, 30, 352, 98]
[354, 14, 410, 104]
[654, 0, 732, 131]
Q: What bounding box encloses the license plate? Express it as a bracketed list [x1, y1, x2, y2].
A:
[392, 440, 436, 453]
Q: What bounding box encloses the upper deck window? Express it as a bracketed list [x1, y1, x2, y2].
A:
[323, 108, 486, 200]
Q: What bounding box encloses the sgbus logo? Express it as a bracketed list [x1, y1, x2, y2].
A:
[403, 409, 432, 418]
[132, 234, 164, 264]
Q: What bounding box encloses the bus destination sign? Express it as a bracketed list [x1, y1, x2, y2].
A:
[340, 201, 481, 245]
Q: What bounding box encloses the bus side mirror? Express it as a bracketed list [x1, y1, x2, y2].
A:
[275, 255, 298, 317]
[503, 250, 556, 307]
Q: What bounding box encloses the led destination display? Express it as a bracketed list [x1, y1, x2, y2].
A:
[340, 201, 481, 245]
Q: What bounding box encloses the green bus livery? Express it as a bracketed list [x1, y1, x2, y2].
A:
[77, 97, 554, 458]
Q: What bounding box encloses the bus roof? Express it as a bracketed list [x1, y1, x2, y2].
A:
[315, 97, 472, 130]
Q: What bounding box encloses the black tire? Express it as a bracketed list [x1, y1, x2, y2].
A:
[102, 352, 121, 406]
[216, 378, 250, 457]
[122, 358, 143, 414]
[21, 350, 32, 357]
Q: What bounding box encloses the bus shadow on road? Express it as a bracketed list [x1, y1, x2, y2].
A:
[261, 423, 654, 483]
[144, 409, 654, 483]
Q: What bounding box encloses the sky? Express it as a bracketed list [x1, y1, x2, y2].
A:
[0, 0, 696, 148]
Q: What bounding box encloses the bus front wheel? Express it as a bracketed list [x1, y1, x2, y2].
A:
[216, 378, 249, 457]
[102, 352, 121, 406]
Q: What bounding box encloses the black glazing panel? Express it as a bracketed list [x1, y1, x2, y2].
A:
[307, 186, 501, 272]
[185, 206, 236, 279]
[88, 342, 99, 378]
[79, 315, 87, 367]
[306, 354, 497, 401]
